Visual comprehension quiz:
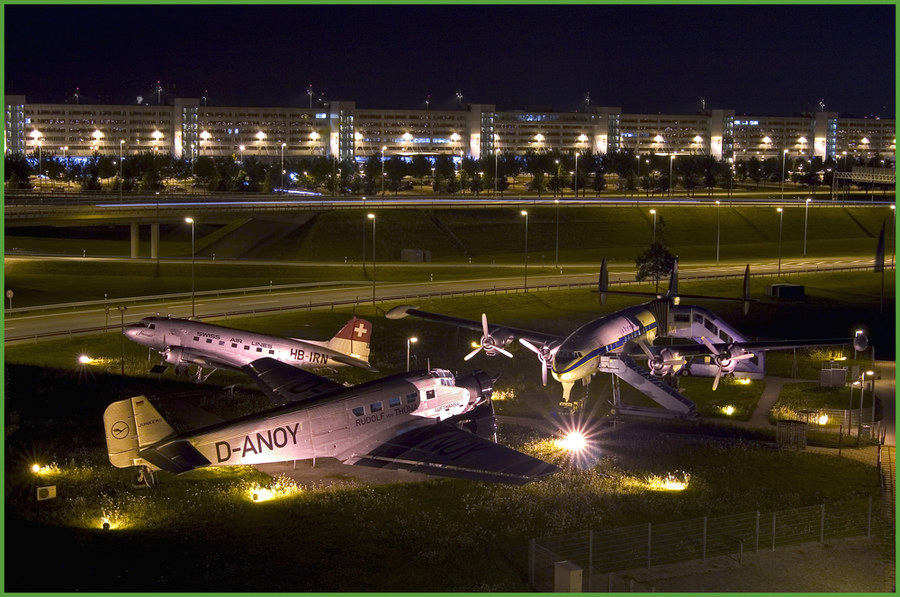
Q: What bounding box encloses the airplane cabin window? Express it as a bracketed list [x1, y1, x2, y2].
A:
[426, 390, 435, 399]
[693, 313, 704, 324]
[232, 343, 238, 348]
[256, 347, 263, 352]
[352, 406, 364, 417]
[149, 324, 155, 329]
[389, 397, 401, 408]
[206, 338, 213, 343]
[405, 392, 417, 404]
[193, 336, 200, 342]
[219, 341, 225, 345]
[268, 349, 275, 354]
[243, 346, 250, 350]
[370, 401, 383, 413]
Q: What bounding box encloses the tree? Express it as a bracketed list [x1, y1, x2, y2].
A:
[592, 171, 606, 195]
[635, 241, 676, 293]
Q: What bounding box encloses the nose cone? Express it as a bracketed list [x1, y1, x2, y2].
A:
[123, 324, 148, 344]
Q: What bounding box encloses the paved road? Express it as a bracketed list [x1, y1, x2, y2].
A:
[3, 256, 881, 343]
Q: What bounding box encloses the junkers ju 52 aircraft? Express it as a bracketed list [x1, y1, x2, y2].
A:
[104, 358, 559, 486]
[124, 316, 375, 382]
[387, 259, 868, 419]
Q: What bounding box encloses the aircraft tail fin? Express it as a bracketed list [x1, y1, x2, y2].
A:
[104, 396, 175, 470]
[326, 317, 373, 363]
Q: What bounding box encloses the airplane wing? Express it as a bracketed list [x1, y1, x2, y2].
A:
[241, 357, 345, 406]
[633, 336, 863, 358]
[343, 421, 560, 485]
[386, 305, 561, 347]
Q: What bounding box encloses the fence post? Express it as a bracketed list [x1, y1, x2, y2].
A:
[755, 511, 760, 552]
[528, 538, 535, 588]
[820, 504, 826, 544]
[647, 523, 652, 568]
[702, 517, 707, 561]
[771, 512, 776, 551]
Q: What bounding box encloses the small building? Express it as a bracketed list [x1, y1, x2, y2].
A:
[766, 283, 805, 299]
[400, 248, 431, 263]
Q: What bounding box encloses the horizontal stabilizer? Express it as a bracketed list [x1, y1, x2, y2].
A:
[139, 439, 210, 474]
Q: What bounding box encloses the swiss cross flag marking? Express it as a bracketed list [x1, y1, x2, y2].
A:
[354, 323, 368, 338]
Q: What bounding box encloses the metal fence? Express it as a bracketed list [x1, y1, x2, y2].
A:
[528, 497, 876, 592]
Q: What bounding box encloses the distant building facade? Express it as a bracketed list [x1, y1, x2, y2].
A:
[5, 94, 895, 164]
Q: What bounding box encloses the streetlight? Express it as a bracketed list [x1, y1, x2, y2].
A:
[650, 209, 657, 243]
[803, 198, 811, 256]
[62, 146, 69, 185]
[521, 210, 529, 292]
[715, 200, 721, 265]
[119, 139, 124, 199]
[776, 208, 783, 276]
[493, 134, 500, 196]
[669, 154, 675, 197]
[185, 217, 195, 318]
[381, 146, 387, 196]
[118, 306, 128, 375]
[858, 370, 875, 437]
[781, 149, 788, 202]
[555, 199, 560, 269]
[368, 213, 376, 304]
[573, 150, 579, 197]
[280, 143, 286, 191]
[239, 145, 244, 163]
[406, 337, 418, 372]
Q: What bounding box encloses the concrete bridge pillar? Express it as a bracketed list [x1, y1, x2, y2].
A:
[130, 222, 139, 258]
[150, 223, 160, 259]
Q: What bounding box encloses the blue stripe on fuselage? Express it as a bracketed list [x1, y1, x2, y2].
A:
[552, 321, 658, 375]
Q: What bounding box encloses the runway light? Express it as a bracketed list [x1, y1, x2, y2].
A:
[721, 405, 735, 415]
[817, 414, 829, 425]
[247, 477, 303, 503]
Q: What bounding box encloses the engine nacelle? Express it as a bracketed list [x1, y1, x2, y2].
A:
[163, 346, 210, 367]
[456, 369, 495, 408]
[648, 348, 684, 377]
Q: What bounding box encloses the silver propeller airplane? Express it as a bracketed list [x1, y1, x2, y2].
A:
[124, 316, 375, 382]
[104, 358, 559, 485]
[387, 259, 868, 418]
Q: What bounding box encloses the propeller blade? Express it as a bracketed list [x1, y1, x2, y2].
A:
[700, 336, 720, 355]
[519, 338, 540, 354]
[496, 346, 514, 359]
[712, 368, 721, 391]
[464, 346, 483, 361]
[481, 313, 490, 338]
[541, 361, 548, 386]
[732, 352, 755, 361]
[637, 339, 654, 359]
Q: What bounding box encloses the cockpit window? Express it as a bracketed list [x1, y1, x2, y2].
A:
[557, 350, 583, 362]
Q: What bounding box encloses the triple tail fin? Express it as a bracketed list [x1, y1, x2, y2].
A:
[327, 317, 373, 363]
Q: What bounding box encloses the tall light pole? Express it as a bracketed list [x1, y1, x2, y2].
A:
[650, 209, 657, 243]
[715, 200, 721, 265]
[185, 217, 196, 317]
[776, 207, 783, 276]
[781, 149, 788, 202]
[281, 143, 286, 191]
[573, 150, 578, 197]
[406, 337, 418, 372]
[239, 145, 244, 163]
[858, 370, 875, 437]
[62, 146, 69, 185]
[494, 134, 499, 196]
[669, 154, 675, 197]
[555, 199, 560, 269]
[803, 198, 811, 256]
[119, 139, 124, 199]
[381, 146, 387, 196]
[368, 213, 376, 305]
[118, 305, 128, 375]
[521, 210, 529, 292]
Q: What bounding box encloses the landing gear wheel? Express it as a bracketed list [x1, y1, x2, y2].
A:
[680, 368, 691, 376]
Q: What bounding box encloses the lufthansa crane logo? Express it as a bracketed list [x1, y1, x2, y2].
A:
[111, 421, 130, 439]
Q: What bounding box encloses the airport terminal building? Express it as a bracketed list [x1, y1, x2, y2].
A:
[5, 94, 895, 165]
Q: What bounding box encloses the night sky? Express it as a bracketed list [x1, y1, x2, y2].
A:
[4, 4, 895, 117]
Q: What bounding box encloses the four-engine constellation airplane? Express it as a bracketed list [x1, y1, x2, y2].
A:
[387, 259, 868, 419]
[104, 358, 559, 485]
[124, 316, 375, 382]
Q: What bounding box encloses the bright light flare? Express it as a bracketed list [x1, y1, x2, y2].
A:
[735, 378, 751, 385]
[817, 414, 829, 426]
[247, 476, 303, 504]
[555, 431, 588, 453]
[721, 405, 735, 415]
[646, 472, 691, 491]
[32, 462, 59, 475]
[78, 355, 94, 365]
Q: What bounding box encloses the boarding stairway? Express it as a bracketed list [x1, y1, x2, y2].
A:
[599, 355, 698, 419]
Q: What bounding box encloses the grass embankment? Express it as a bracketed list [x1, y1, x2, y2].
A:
[5, 205, 892, 306]
[5, 363, 880, 592]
